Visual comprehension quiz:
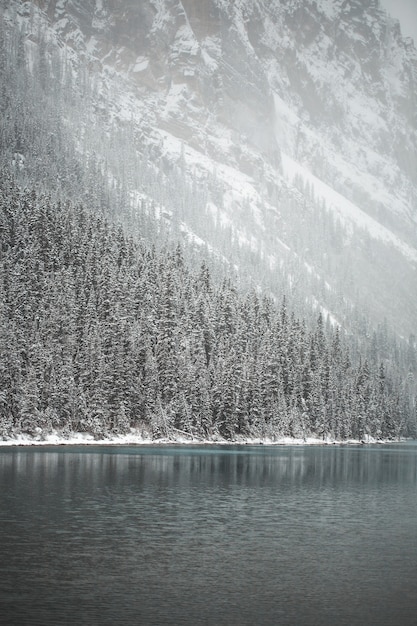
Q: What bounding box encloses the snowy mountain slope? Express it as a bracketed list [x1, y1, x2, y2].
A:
[1, 0, 417, 336]
[281, 152, 417, 264]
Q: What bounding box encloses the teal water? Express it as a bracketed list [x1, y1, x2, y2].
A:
[0, 443, 416, 625]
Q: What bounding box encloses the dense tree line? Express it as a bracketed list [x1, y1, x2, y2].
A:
[1, 175, 415, 441]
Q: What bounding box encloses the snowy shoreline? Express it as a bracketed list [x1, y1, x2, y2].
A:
[0, 430, 395, 447]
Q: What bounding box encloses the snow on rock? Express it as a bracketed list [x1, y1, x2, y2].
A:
[133, 56, 150, 73]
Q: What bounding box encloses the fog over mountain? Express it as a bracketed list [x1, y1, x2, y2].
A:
[0, 0, 416, 439]
[381, 0, 417, 42]
[1, 0, 416, 336]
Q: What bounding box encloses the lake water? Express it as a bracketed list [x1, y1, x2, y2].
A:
[0, 443, 416, 626]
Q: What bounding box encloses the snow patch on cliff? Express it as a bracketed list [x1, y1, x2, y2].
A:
[282, 152, 417, 264]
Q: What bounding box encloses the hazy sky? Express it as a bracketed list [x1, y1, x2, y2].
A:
[380, 0, 417, 43]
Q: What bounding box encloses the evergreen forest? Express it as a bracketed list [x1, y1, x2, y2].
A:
[1, 174, 415, 441]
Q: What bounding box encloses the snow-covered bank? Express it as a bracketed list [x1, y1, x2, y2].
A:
[0, 430, 392, 447]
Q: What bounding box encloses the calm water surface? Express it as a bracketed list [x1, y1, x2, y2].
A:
[0, 443, 416, 625]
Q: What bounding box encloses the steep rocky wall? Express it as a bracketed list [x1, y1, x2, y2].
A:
[27, 0, 417, 241]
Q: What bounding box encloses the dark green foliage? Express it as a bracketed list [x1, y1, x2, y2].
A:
[0, 174, 414, 441]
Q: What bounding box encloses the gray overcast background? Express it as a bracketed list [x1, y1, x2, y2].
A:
[380, 0, 417, 43]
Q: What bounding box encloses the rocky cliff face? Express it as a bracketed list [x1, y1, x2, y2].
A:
[30, 0, 417, 227]
[2, 0, 417, 335]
